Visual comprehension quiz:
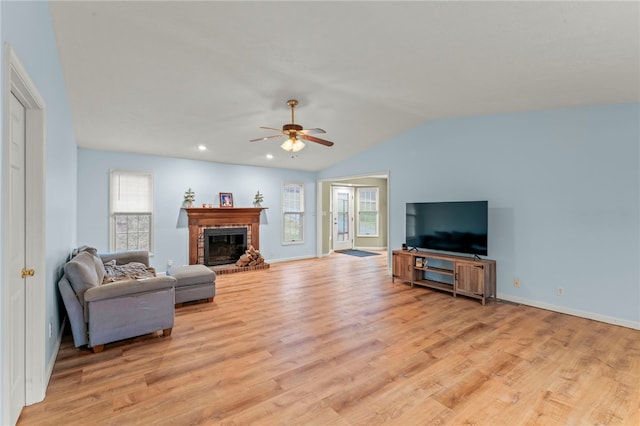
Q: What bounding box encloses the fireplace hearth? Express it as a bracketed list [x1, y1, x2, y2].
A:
[203, 227, 247, 266]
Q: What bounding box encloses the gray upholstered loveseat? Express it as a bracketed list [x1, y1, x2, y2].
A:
[58, 248, 176, 352]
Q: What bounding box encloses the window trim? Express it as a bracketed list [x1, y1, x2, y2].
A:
[356, 187, 379, 237]
[109, 170, 154, 253]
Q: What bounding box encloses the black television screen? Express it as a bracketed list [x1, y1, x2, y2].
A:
[405, 201, 488, 256]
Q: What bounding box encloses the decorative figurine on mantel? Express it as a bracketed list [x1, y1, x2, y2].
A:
[253, 191, 264, 207]
[183, 188, 195, 207]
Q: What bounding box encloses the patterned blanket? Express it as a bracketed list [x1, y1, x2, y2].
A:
[102, 260, 157, 283]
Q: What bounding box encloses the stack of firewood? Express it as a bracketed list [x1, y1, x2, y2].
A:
[235, 245, 265, 267]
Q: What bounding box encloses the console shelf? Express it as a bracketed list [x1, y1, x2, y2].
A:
[415, 266, 452, 275]
[392, 249, 496, 305]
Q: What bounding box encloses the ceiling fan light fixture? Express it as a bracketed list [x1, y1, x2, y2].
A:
[252, 99, 334, 150]
[281, 136, 305, 153]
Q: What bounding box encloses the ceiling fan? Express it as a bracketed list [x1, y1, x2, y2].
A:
[250, 99, 334, 153]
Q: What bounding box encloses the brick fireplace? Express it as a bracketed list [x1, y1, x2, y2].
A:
[185, 207, 266, 265]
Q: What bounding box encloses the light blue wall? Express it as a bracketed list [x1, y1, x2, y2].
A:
[1, 0, 77, 411]
[319, 103, 640, 327]
[77, 149, 317, 269]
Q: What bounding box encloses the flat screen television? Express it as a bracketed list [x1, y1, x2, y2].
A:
[405, 201, 488, 256]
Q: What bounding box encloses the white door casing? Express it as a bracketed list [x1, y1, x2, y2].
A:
[332, 186, 354, 251]
[6, 91, 26, 426]
[2, 45, 47, 426]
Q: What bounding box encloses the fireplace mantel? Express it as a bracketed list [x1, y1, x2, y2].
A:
[185, 207, 267, 265]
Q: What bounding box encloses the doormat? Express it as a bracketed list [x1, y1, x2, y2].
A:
[336, 250, 380, 257]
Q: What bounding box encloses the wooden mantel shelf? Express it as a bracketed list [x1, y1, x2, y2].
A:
[185, 207, 267, 220]
[185, 207, 267, 265]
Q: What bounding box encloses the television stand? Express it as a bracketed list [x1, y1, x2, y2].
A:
[392, 249, 496, 305]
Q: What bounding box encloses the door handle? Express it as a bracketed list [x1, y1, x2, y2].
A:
[21, 268, 35, 278]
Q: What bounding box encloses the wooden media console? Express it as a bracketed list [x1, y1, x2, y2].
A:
[392, 249, 496, 305]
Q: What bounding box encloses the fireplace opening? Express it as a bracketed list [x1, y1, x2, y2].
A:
[203, 227, 247, 266]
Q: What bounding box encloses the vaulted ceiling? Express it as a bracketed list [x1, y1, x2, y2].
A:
[49, 1, 639, 172]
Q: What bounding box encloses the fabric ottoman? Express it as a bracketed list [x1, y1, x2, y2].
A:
[167, 264, 216, 306]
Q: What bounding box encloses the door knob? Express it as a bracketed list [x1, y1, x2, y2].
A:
[21, 268, 35, 278]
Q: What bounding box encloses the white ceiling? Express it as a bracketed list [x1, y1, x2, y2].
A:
[49, 1, 640, 172]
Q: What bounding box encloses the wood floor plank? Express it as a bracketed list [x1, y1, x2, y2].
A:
[17, 251, 640, 425]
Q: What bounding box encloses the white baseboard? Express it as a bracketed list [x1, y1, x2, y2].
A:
[497, 293, 640, 330]
[32, 318, 66, 406]
[48, 318, 65, 378]
[267, 254, 317, 264]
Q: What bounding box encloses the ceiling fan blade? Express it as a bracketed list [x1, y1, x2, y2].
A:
[250, 134, 286, 142]
[259, 126, 284, 132]
[299, 134, 334, 147]
[299, 128, 326, 135]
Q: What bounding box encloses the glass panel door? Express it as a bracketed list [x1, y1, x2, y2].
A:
[332, 187, 354, 251]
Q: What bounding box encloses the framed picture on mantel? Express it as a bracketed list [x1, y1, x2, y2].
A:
[219, 192, 234, 208]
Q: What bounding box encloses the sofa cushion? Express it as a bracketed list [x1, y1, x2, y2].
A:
[74, 247, 105, 284]
[167, 264, 216, 287]
[64, 251, 104, 304]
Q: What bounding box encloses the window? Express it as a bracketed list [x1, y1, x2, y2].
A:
[282, 182, 304, 243]
[357, 187, 379, 237]
[110, 170, 154, 252]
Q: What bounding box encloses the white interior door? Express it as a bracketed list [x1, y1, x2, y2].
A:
[7, 92, 27, 425]
[332, 186, 354, 251]
[3, 46, 47, 425]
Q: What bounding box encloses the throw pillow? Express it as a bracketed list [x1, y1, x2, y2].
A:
[64, 251, 100, 304]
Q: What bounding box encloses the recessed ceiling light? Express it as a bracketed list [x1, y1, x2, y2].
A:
[266, 154, 274, 159]
[197, 144, 207, 151]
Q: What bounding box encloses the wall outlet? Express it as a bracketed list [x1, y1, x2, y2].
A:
[557, 287, 565, 296]
[513, 278, 520, 288]
[167, 260, 173, 268]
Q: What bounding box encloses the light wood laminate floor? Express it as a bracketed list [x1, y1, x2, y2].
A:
[18, 251, 640, 425]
